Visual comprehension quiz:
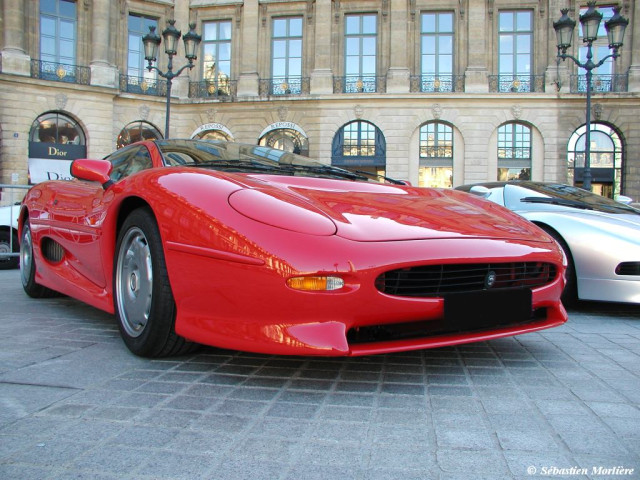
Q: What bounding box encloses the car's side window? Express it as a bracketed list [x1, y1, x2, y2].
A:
[107, 146, 153, 182]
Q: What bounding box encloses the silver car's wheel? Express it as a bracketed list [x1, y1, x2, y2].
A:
[0, 230, 19, 270]
[113, 207, 197, 357]
[115, 227, 153, 338]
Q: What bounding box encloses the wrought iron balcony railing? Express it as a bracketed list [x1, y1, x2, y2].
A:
[119, 74, 167, 96]
[259, 77, 310, 96]
[410, 74, 465, 93]
[489, 74, 545, 93]
[334, 75, 387, 94]
[30, 60, 90, 85]
[570, 74, 628, 93]
[189, 79, 237, 100]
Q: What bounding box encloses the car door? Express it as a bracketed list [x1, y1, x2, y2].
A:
[47, 145, 153, 288]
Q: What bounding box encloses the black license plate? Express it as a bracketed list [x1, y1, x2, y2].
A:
[444, 289, 532, 331]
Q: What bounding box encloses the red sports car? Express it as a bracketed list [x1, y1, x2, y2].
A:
[19, 140, 567, 357]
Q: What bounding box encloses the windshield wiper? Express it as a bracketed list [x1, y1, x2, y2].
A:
[521, 196, 593, 210]
[289, 164, 369, 181]
[184, 160, 289, 174]
[353, 170, 405, 185]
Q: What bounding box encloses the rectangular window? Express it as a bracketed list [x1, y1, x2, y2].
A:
[127, 14, 158, 86]
[498, 10, 532, 92]
[420, 12, 454, 92]
[203, 20, 233, 95]
[344, 14, 377, 92]
[40, 0, 76, 66]
[271, 17, 303, 94]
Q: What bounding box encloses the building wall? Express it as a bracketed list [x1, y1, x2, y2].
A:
[1, 0, 639, 202]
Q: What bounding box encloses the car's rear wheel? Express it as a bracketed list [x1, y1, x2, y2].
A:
[20, 222, 58, 297]
[114, 207, 197, 357]
[0, 230, 19, 270]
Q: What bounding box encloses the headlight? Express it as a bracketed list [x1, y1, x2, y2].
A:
[228, 189, 337, 236]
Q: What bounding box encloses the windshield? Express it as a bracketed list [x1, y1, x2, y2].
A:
[157, 139, 380, 182]
[511, 182, 639, 214]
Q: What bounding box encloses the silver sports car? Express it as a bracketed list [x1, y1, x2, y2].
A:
[457, 181, 640, 305]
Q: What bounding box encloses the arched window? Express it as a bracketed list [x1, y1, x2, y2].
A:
[419, 121, 453, 188]
[195, 129, 232, 142]
[567, 123, 623, 198]
[259, 128, 309, 156]
[28, 112, 86, 183]
[117, 121, 163, 149]
[331, 120, 386, 176]
[30, 112, 85, 145]
[497, 122, 531, 181]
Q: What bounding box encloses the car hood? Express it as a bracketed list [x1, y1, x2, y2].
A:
[233, 175, 550, 242]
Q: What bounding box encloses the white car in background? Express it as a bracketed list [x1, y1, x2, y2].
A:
[457, 181, 640, 305]
[0, 204, 20, 269]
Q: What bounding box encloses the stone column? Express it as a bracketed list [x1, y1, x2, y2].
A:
[1, 0, 30, 76]
[386, 0, 410, 93]
[310, 0, 333, 94]
[171, 1, 192, 100]
[237, 0, 260, 96]
[90, 0, 118, 87]
[627, 1, 640, 92]
[545, 0, 571, 93]
[463, 0, 489, 92]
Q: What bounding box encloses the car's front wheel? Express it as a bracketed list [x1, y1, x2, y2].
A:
[114, 207, 197, 357]
[0, 230, 19, 270]
[20, 221, 58, 297]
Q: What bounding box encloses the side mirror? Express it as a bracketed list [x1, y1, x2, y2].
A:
[616, 195, 632, 205]
[71, 159, 113, 189]
[469, 185, 491, 198]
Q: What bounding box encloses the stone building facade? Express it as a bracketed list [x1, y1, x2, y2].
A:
[1, 0, 639, 203]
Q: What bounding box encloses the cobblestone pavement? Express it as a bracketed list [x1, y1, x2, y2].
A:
[0, 268, 639, 480]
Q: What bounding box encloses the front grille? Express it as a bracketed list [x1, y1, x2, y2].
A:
[376, 262, 557, 297]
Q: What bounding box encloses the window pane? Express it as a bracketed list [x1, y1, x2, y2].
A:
[439, 35, 453, 54]
[422, 14, 436, 33]
[60, 19, 74, 40]
[362, 37, 376, 55]
[218, 43, 231, 61]
[499, 12, 513, 32]
[362, 15, 377, 34]
[204, 22, 218, 40]
[273, 19, 287, 37]
[273, 40, 287, 57]
[345, 57, 359, 75]
[289, 18, 303, 37]
[439, 55, 453, 74]
[500, 35, 514, 54]
[273, 59, 286, 76]
[346, 37, 360, 55]
[439, 13, 453, 33]
[516, 34, 530, 54]
[219, 21, 232, 40]
[516, 11, 531, 31]
[289, 39, 302, 57]
[362, 56, 376, 75]
[288, 58, 301, 75]
[40, 0, 56, 14]
[346, 16, 360, 34]
[41, 17, 56, 36]
[59, 0, 76, 18]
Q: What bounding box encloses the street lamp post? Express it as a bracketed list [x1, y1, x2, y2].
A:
[143, 20, 201, 139]
[553, 2, 628, 191]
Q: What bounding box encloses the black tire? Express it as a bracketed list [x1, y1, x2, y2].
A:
[539, 225, 578, 307]
[0, 230, 19, 270]
[20, 221, 58, 298]
[114, 207, 198, 357]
